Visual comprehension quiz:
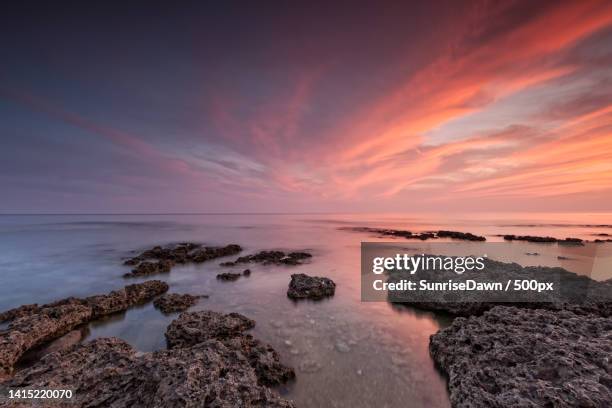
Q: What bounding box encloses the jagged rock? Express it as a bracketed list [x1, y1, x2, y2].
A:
[503, 234, 584, 244]
[217, 272, 241, 281]
[191, 245, 242, 263]
[123, 259, 174, 277]
[430, 306, 612, 407]
[153, 293, 202, 314]
[122, 243, 242, 272]
[165, 311, 255, 348]
[0, 303, 92, 375]
[2, 337, 295, 407]
[0, 281, 168, 375]
[341, 227, 485, 241]
[165, 311, 294, 386]
[437, 230, 486, 241]
[221, 250, 312, 267]
[287, 273, 336, 300]
[0, 304, 40, 324]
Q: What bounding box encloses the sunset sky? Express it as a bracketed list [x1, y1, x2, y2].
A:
[1, 1, 612, 213]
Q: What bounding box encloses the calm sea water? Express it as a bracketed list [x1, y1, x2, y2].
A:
[1, 212, 611, 407]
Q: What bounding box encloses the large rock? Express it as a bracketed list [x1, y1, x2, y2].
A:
[165, 311, 295, 386]
[430, 306, 612, 407]
[287, 273, 336, 300]
[2, 337, 295, 407]
[153, 293, 202, 314]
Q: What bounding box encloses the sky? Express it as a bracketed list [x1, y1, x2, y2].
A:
[1, 0, 612, 213]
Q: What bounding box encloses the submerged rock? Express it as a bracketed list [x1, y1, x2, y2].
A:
[3, 337, 295, 407]
[0, 280, 168, 375]
[165, 311, 295, 386]
[221, 250, 312, 267]
[287, 273, 336, 300]
[153, 293, 202, 314]
[430, 306, 612, 407]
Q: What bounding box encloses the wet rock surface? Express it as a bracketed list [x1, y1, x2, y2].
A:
[220, 250, 312, 267]
[165, 311, 295, 386]
[0, 281, 168, 375]
[341, 227, 485, 241]
[122, 243, 242, 276]
[430, 306, 612, 408]
[2, 336, 295, 408]
[287, 273, 336, 300]
[153, 293, 203, 314]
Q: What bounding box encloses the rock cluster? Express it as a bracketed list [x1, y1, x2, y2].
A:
[430, 306, 612, 407]
[123, 243, 242, 277]
[220, 250, 312, 267]
[287, 273, 336, 300]
[436, 230, 486, 241]
[153, 293, 204, 314]
[4, 336, 295, 407]
[165, 311, 295, 386]
[0, 280, 168, 375]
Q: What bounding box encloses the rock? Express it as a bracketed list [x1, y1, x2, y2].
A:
[388, 258, 611, 317]
[430, 306, 612, 407]
[287, 274, 336, 300]
[122, 243, 242, 273]
[341, 227, 485, 241]
[525, 252, 539, 255]
[0, 303, 92, 375]
[3, 337, 295, 407]
[165, 311, 295, 386]
[0, 280, 168, 375]
[165, 311, 255, 348]
[503, 235, 584, 245]
[437, 230, 486, 241]
[243, 269, 251, 276]
[153, 293, 201, 314]
[123, 259, 174, 277]
[216, 272, 242, 281]
[335, 341, 350, 353]
[221, 250, 312, 267]
[0, 304, 41, 324]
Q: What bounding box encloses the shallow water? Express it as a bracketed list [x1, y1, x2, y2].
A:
[1, 212, 611, 407]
